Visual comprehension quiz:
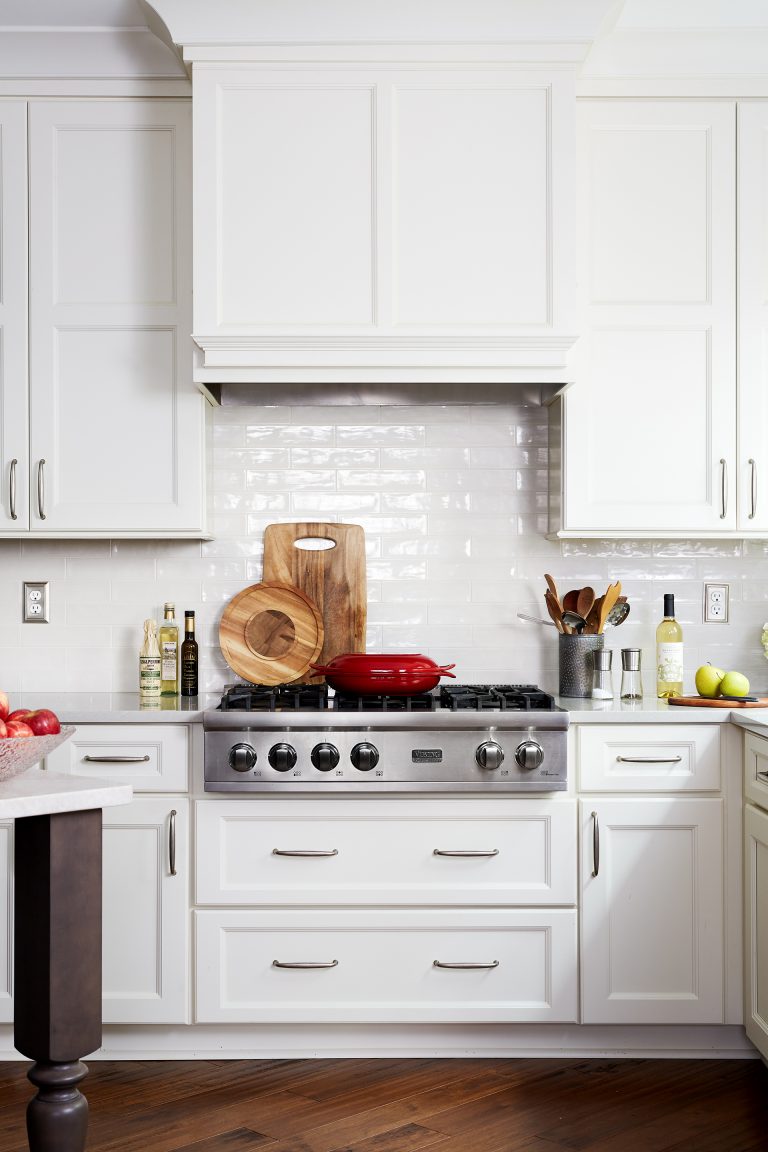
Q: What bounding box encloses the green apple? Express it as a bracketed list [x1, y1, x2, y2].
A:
[720, 670, 750, 698]
[695, 663, 726, 698]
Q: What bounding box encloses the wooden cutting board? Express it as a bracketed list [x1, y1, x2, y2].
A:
[263, 522, 366, 682]
[219, 581, 324, 685]
[668, 695, 768, 708]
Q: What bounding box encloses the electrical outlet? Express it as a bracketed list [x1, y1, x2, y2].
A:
[23, 581, 49, 623]
[704, 582, 729, 624]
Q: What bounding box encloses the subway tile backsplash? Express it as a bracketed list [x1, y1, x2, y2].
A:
[1, 401, 767, 696]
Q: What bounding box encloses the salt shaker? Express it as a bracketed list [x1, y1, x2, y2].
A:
[620, 647, 643, 700]
[592, 649, 614, 700]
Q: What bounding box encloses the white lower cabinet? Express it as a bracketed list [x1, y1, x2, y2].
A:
[580, 798, 724, 1024]
[0, 823, 12, 1024]
[195, 909, 578, 1024]
[194, 796, 578, 1025]
[102, 798, 189, 1024]
[745, 801, 768, 1059]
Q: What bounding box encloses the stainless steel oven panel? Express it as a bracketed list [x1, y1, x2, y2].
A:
[204, 727, 566, 792]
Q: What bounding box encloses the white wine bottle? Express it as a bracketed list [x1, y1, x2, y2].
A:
[139, 618, 161, 702]
[159, 602, 179, 696]
[656, 592, 683, 698]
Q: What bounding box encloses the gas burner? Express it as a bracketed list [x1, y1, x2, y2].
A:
[439, 684, 558, 712]
[333, 691, 437, 713]
[218, 683, 329, 712]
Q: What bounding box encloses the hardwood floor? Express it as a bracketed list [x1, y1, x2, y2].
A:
[0, 1057, 765, 1152]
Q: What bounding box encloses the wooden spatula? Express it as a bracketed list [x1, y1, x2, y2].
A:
[597, 581, 622, 633]
[544, 589, 565, 633]
[585, 597, 602, 635]
[544, 574, 562, 613]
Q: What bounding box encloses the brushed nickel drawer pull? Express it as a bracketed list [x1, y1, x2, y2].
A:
[433, 849, 499, 858]
[169, 809, 177, 876]
[83, 755, 151, 764]
[720, 458, 728, 519]
[750, 458, 758, 519]
[757, 771, 768, 782]
[616, 755, 683, 765]
[273, 960, 339, 970]
[433, 960, 499, 970]
[37, 459, 46, 520]
[9, 459, 17, 520]
[272, 848, 338, 858]
[592, 811, 600, 878]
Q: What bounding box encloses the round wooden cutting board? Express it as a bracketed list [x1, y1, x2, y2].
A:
[219, 582, 324, 685]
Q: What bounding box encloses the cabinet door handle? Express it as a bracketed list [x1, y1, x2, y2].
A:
[169, 809, 177, 876]
[433, 849, 499, 857]
[615, 755, 683, 765]
[83, 754, 151, 764]
[272, 848, 338, 858]
[749, 458, 758, 520]
[272, 959, 338, 970]
[720, 458, 728, 519]
[433, 960, 499, 970]
[756, 771, 768, 782]
[9, 459, 17, 521]
[37, 459, 46, 521]
[591, 811, 600, 878]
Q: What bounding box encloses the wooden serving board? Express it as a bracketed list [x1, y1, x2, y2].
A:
[219, 581, 324, 685]
[263, 522, 366, 682]
[668, 695, 768, 708]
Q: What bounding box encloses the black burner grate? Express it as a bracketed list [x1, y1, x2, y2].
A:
[439, 684, 557, 712]
[218, 683, 329, 712]
[333, 691, 437, 713]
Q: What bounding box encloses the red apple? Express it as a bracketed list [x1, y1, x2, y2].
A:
[26, 709, 61, 736]
[5, 720, 33, 738]
[7, 709, 33, 723]
[0, 691, 8, 722]
[0, 718, 6, 738]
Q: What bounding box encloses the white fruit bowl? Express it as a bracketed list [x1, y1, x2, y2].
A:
[0, 725, 75, 781]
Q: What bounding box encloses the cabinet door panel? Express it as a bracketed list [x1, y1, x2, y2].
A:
[102, 798, 189, 1023]
[0, 104, 28, 531]
[738, 103, 768, 531]
[564, 102, 735, 533]
[0, 822, 12, 1023]
[581, 798, 723, 1024]
[28, 101, 204, 534]
[745, 802, 768, 1059]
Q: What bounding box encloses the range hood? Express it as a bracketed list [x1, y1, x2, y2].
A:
[146, 1, 606, 392]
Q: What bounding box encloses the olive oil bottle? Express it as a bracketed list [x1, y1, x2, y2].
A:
[159, 602, 179, 696]
[180, 610, 199, 697]
[656, 593, 684, 698]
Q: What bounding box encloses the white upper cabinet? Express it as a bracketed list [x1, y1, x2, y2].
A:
[738, 103, 768, 534]
[554, 101, 737, 536]
[191, 65, 577, 383]
[1, 100, 207, 538]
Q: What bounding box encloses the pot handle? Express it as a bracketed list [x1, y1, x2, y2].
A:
[310, 664, 330, 674]
[437, 665, 457, 678]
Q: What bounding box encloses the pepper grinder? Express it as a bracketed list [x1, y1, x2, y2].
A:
[620, 648, 643, 700]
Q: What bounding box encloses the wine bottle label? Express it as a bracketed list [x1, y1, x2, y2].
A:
[181, 658, 197, 686]
[139, 655, 161, 697]
[657, 642, 683, 683]
[161, 641, 177, 679]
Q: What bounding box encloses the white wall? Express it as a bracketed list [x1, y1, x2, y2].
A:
[0, 400, 766, 698]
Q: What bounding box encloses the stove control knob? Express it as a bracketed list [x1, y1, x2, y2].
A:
[229, 743, 257, 773]
[476, 741, 504, 771]
[515, 740, 544, 771]
[311, 742, 340, 772]
[351, 742, 379, 772]
[268, 743, 298, 773]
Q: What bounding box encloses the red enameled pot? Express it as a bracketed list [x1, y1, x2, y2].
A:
[310, 653, 456, 695]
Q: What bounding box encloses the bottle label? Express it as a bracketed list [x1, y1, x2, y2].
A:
[181, 657, 197, 690]
[140, 655, 161, 698]
[161, 641, 177, 680]
[657, 642, 684, 683]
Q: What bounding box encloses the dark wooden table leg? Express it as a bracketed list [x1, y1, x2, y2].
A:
[13, 808, 102, 1152]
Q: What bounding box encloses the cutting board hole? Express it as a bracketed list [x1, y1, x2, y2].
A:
[245, 610, 296, 659]
[293, 537, 336, 551]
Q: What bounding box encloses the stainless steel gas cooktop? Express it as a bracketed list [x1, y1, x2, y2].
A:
[203, 683, 568, 793]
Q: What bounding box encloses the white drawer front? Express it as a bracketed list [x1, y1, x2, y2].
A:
[745, 731, 768, 809]
[195, 908, 578, 1024]
[195, 798, 576, 906]
[45, 724, 188, 792]
[578, 725, 721, 791]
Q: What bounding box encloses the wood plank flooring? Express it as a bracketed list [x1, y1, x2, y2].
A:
[0, 1057, 765, 1152]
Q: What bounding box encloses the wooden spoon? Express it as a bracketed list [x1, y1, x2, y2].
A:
[576, 586, 595, 620]
[585, 597, 602, 635]
[597, 581, 622, 634]
[544, 574, 562, 613]
[544, 589, 565, 633]
[562, 589, 580, 615]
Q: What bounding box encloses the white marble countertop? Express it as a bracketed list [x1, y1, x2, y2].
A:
[556, 696, 742, 723]
[0, 769, 132, 820]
